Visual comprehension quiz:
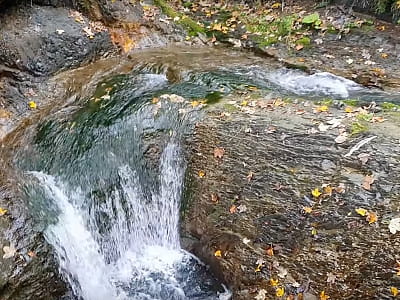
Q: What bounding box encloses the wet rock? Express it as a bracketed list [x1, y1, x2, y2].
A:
[0, 183, 67, 300]
[0, 6, 114, 77]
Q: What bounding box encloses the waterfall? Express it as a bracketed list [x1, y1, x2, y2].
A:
[30, 142, 227, 299]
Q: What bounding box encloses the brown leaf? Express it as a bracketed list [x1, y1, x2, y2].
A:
[229, 205, 237, 214]
[214, 147, 225, 159]
[211, 193, 219, 203]
[362, 174, 375, 190]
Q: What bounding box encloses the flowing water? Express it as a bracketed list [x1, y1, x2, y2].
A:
[10, 47, 400, 300]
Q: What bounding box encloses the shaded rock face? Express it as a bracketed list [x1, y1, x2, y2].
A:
[0, 6, 114, 76]
[0, 171, 68, 299]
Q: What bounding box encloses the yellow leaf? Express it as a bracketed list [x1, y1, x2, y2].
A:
[122, 37, 135, 53]
[212, 23, 222, 31]
[28, 101, 37, 109]
[381, 53, 388, 59]
[151, 97, 159, 104]
[316, 105, 329, 112]
[323, 186, 333, 196]
[345, 106, 353, 113]
[276, 287, 285, 297]
[0, 207, 7, 216]
[240, 100, 248, 107]
[198, 170, 206, 178]
[191, 101, 200, 107]
[311, 228, 317, 235]
[311, 188, 322, 198]
[355, 208, 367, 217]
[270, 278, 279, 286]
[391, 287, 399, 296]
[320, 290, 330, 300]
[214, 250, 222, 257]
[303, 206, 313, 214]
[272, 2, 281, 8]
[255, 263, 263, 272]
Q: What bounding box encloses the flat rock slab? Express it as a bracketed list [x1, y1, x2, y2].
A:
[183, 96, 400, 299]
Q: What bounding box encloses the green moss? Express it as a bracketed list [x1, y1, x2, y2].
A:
[154, 0, 205, 36]
[356, 113, 373, 122]
[351, 122, 368, 135]
[296, 36, 311, 46]
[343, 99, 359, 106]
[205, 91, 223, 104]
[381, 102, 400, 111]
[320, 99, 333, 106]
[223, 103, 239, 112]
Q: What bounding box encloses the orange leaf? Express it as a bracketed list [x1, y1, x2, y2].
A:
[229, 205, 237, 214]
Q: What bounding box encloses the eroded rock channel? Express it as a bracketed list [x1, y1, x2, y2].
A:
[1, 2, 400, 300]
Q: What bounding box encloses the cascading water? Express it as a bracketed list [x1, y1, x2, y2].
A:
[13, 48, 400, 300]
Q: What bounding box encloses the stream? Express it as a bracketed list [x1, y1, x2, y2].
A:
[10, 47, 400, 300]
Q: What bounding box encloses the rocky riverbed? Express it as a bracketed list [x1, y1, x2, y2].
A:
[0, 0, 400, 299]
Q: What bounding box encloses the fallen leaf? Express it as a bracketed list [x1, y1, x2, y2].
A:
[371, 116, 385, 123]
[355, 208, 368, 216]
[240, 100, 248, 107]
[0, 207, 7, 216]
[346, 58, 354, 64]
[320, 290, 330, 300]
[345, 106, 353, 113]
[316, 105, 329, 112]
[311, 228, 318, 235]
[276, 287, 285, 297]
[122, 37, 135, 53]
[211, 193, 219, 203]
[152, 97, 159, 104]
[327, 272, 336, 284]
[3, 245, 16, 259]
[303, 206, 313, 214]
[323, 185, 333, 196]
[27, 251, 37, 258]
[358, 153, 370, 165]
[237, 204, 247, 213]
[82, 26, 95, 38]
[296, 44, 304, 51]
[229, 205, 237, 214]
[255, 289, 267, 300]
[277, 266, 288, 278]
[391, 287, 399, 297]
[246, 171, 254, 182]
[270, 278, 279, 286]
[214, 147, 225, 159]
[389, 218, 400, 234]
[242, 237, 251, 245]
[191, 100, 200, 107]
[266, 247, 274, 256]
[381, 53, 388, 59]
[311, 188, 322, 198]
[198, 170, 206, 178]
[214, 250, 222, 257]
[272, 2, 281, 8]
[366, 212, 378, 224]
[362, 174, 375, 190]
[335, 133, 348, 144]
[28, 101, 37, 109]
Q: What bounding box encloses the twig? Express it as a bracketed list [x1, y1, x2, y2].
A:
[344, 136, 377, 157]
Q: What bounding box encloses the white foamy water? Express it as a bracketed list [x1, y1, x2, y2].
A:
[266, 69, 362, 98]
[30, 143, 229, 300]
